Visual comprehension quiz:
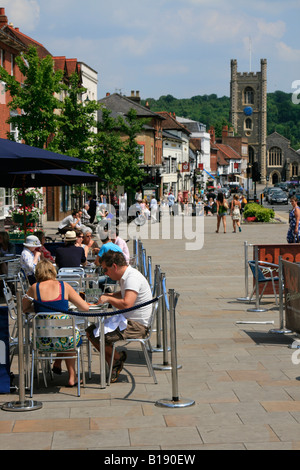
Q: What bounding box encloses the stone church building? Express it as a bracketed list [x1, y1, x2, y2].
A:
[230, 59, 300, 185]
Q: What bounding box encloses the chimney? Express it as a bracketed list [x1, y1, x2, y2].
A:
[0, 8, 8, 27]
[209, 126, 215, 144]
[127, 90, 141, 104]
[228, 126, 234, 137]
[222, 125, 228, 139]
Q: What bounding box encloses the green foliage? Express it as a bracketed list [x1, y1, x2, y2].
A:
[88, 107, 146, 193]
[143, 94, 231, 136]
[0, 46, 63, 148]
[143, 91, 300, 149]
[49, 72, 99, 161]
[243, 203, 274, 222]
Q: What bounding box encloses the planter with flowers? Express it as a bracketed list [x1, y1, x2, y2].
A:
[8, 228, 44, 243]
[9, 188, 44, 232]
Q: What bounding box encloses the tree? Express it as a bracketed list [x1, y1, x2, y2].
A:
[89, 107, 147, 195]
[0, 45, 63, 147]
[119, 109, 148, 193]
[49, 72, 100, 160]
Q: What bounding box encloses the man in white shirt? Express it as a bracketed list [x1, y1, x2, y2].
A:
[58, 210, 83, 234]
[86, 250, 152, 382]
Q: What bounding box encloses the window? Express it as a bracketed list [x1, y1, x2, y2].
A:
[292, 163, 298, 177]
[138, 144, 145, 163]
[248, 146, 255, 166]
[171, 158, 177, 173]
[0, 49, 3, 67]
[245, 118, 252, 130]
[268, 147, 282, 167]
[244, 86, 254, 104]
[163, 157, 170, 173]
[10, 122, 20, 142]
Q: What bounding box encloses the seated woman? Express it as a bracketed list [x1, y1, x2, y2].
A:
[20, 235, 42, 285]
[22, 259, 89, 387]
[82, 228, 100, 257]
[204, 197, 215, 216]
[36, 232, 54, 263]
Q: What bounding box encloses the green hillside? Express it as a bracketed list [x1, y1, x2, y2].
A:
[142, 91, 300, 150]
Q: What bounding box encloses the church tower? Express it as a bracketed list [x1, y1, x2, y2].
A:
[230, 59, 267, 184]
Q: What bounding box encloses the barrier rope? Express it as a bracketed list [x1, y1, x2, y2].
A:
[23, 294, 160, 318]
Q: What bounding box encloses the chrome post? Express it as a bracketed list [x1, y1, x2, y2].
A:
[156, 289, 194, 409]
[237, 241, 251, 301]
[2, 289, 42, 412]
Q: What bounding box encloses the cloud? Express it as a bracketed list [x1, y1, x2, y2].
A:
[1, 0, 40, 31]
[276, 42, 300, 62]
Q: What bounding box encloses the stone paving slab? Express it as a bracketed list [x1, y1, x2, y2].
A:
[2, 212, 300, 451]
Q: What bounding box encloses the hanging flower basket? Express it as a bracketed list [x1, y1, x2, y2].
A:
[17, 194, 35, 206]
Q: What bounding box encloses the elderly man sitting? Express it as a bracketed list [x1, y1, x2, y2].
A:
[86, 250, 152, 383]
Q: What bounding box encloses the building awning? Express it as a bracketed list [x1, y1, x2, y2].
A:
[203, 169, 215, 180]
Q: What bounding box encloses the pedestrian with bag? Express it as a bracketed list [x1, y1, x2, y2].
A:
[287, 196, 300, 243]
[231, 194, 242, 233]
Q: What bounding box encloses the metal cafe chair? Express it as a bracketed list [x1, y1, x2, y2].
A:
[30, 312, 85, 397]
[248, 260, 279, 306]
[0, 256, 23, 294]
[107, 300, 159, 384]
[57, 267, 85, 276]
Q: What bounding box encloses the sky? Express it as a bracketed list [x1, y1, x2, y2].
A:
[2, 0, 300, 100]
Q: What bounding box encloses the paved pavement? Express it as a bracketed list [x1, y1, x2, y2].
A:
[2, 210, 300, 451]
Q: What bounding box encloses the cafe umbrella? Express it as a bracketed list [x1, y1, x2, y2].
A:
[0, 137, 87, 171]
[1, 167, 101, 413]
[0, 167, 101, 235]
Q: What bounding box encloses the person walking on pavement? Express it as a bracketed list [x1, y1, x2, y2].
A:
[168, 190, 175, 216]
[216, 192, 228, 233]
[287, 196, 300, 243]
[230, 194, 242, 233]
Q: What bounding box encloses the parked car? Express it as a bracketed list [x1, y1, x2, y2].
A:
[274, 182, 288, 192]
[220, 187, 230, 198]
[268, 189, 288, 204]
[293, 191, 300, 203]
[262, 187, 272, 201]
[267, 187, 281, 203]
[288, 188, 297, 198]
[228, 183, 241, 194]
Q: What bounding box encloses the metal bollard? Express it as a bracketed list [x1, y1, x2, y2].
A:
[147, 256, 153, 293]
[247, 245, 268, 313]
[269, 256, 292, 334]
[156, 289, 195, 408]
[142, 248, 147, 278]
[152, 265, 163, 352]
[2, 289, 42, 412]
[153, 273, 175, 371]
[237, 241, 252, 301]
